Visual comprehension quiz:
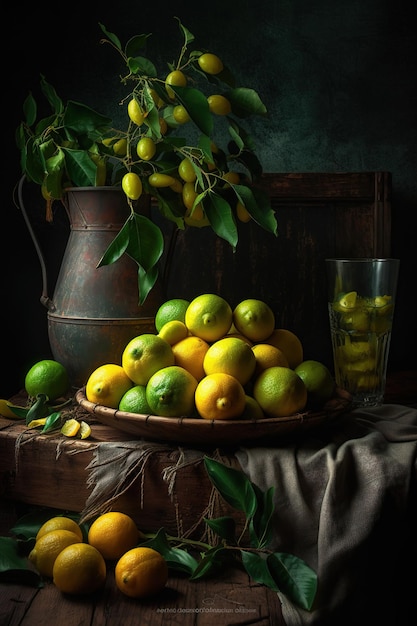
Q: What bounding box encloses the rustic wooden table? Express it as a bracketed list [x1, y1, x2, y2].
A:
[1, 370, 416, 626]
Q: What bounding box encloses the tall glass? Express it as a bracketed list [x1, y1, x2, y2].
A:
[325, 258, 400, 408]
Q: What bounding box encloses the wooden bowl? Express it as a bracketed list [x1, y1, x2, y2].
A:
[75, 387, 352, 447]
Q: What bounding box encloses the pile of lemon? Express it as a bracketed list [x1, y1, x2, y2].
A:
[28, 512, 168, 598]
[85, 294, 335, 420]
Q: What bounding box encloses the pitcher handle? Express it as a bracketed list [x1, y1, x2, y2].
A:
[16, 175, 55, 311]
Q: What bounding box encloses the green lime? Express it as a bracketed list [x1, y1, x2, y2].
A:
[294, 360, 335, 409]
[146, 365, 197, 417]
[24, 359, 69, 401]
[154, 298, 190, 333]
[119, 385, 152, 414]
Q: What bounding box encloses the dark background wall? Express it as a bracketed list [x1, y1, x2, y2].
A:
[3, 0, 416, 396]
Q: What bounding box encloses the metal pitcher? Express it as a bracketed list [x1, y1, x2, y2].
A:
[17, 178, 164, 388]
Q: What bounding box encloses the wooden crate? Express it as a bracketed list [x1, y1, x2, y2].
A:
[165, 172, 391, 368]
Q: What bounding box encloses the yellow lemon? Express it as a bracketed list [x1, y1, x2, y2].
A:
[171, 335, 210, 381]
[253, 366, 307, 418]
[294, 360, 335, 409]
[265, 329, 304, 369]
[36, 517, 83, 542]
[119, 385, 151, 414]
[195, 372, 246, 420]
[29, 529, 83, 578]
[203, 336, 256, 385]
[85, 364, 133, 408]
[60, 418, 81, 437]
[115, 547, 168, 599]
[154, 298, 190, 332]
[122, 334, 175, 386]
[146, 365, 198, 417]
[233, 299, 275, 342]
[185, 294, 233, 342]
[88, 511, 140, 561]
[158, 320, 189, 345]
[251, 343, 289, 377]
[53, 543, 106, 594]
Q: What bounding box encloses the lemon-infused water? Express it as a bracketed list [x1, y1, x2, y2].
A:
[326, 258, 399, 408]
[328, 292, 394, 406]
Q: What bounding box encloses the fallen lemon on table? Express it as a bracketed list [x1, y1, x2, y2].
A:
[115, 546, 168, 598]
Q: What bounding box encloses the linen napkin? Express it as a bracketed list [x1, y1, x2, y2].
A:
[236, 404, 417, 626]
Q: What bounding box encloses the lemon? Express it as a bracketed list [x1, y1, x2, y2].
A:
[122, 334, 175, 386]
[24, 359, 69, 401]
[36, 516, 83, 542]
[85, 364, 132, 408]
[119, 385, 151, 414]
[53, 543, 106, 594]
[233, 299, 275, 342]
[88, 511, 140, 561]
[203, 337, 256, 385]
[265, 329, 304, 369]
[253, 366, 307, 418]
[29, 529, 83, 578]
[79, 421, 91, 439]
[154, 298, 190, 333]
[294, 360, 335, 408]
[185, 294, 233, 342]
[146, 365, 198, 417]
[195, 372, 246, 420]
[61, 418, 81, 437]
[171, 335, 210, 381]
[0, 399, 26, 419]
[115, 547, 168, 598]
[158, 320, 189, 345]
[240, 395, 265, 420]
[251, 343, 289, 376]
[338, 291, 358, 309]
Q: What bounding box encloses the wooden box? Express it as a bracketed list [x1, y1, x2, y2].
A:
[166, 172, 391, 368]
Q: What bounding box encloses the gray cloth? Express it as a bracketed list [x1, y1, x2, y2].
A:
[236, 404, 417, 626]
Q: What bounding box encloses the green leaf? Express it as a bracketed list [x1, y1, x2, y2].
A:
[268, 552, 318, 611]
[97, 219, 130, 267]
[234, 184, 278, 235]
[241, 550, 278, 590]
[137, 264, 159, 306]
[128, 55, 157, 77]
[139, 528, 199, 576]
[126, 213, 164, 271]
[25, 395, 50, 425]
[204, 457, 257, 517]
[176, 18, 195, 46]
[203, 192, 238, 248]
[61, 147, 97, 187]
[98, 23, 122, 50]
[168, 85, 213, 137]
[204, 516, 236, 543]
[250, 485, 275, 548]
[225, 87, 268, 118]
[125, 33, 151, 58]
[189, 546, 230, 580]
[40, 75, 64, 115]
[41, 411, 62, 433]
[63, 101, 112, 135]
[0, 537, 41, 587]
[23, 92, 37, 126]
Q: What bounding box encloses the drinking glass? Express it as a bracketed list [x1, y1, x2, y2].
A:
[325, 258, 400, 408]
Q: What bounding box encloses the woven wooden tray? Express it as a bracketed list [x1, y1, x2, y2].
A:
[75, 387, 352, 446]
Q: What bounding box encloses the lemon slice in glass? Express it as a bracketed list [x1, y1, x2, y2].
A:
[338, 291, 358, 309]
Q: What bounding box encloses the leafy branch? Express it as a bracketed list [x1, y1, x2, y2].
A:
[0, 457, 316, 610]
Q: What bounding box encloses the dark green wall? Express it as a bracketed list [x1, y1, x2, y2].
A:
[3, 0, 416, 396]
